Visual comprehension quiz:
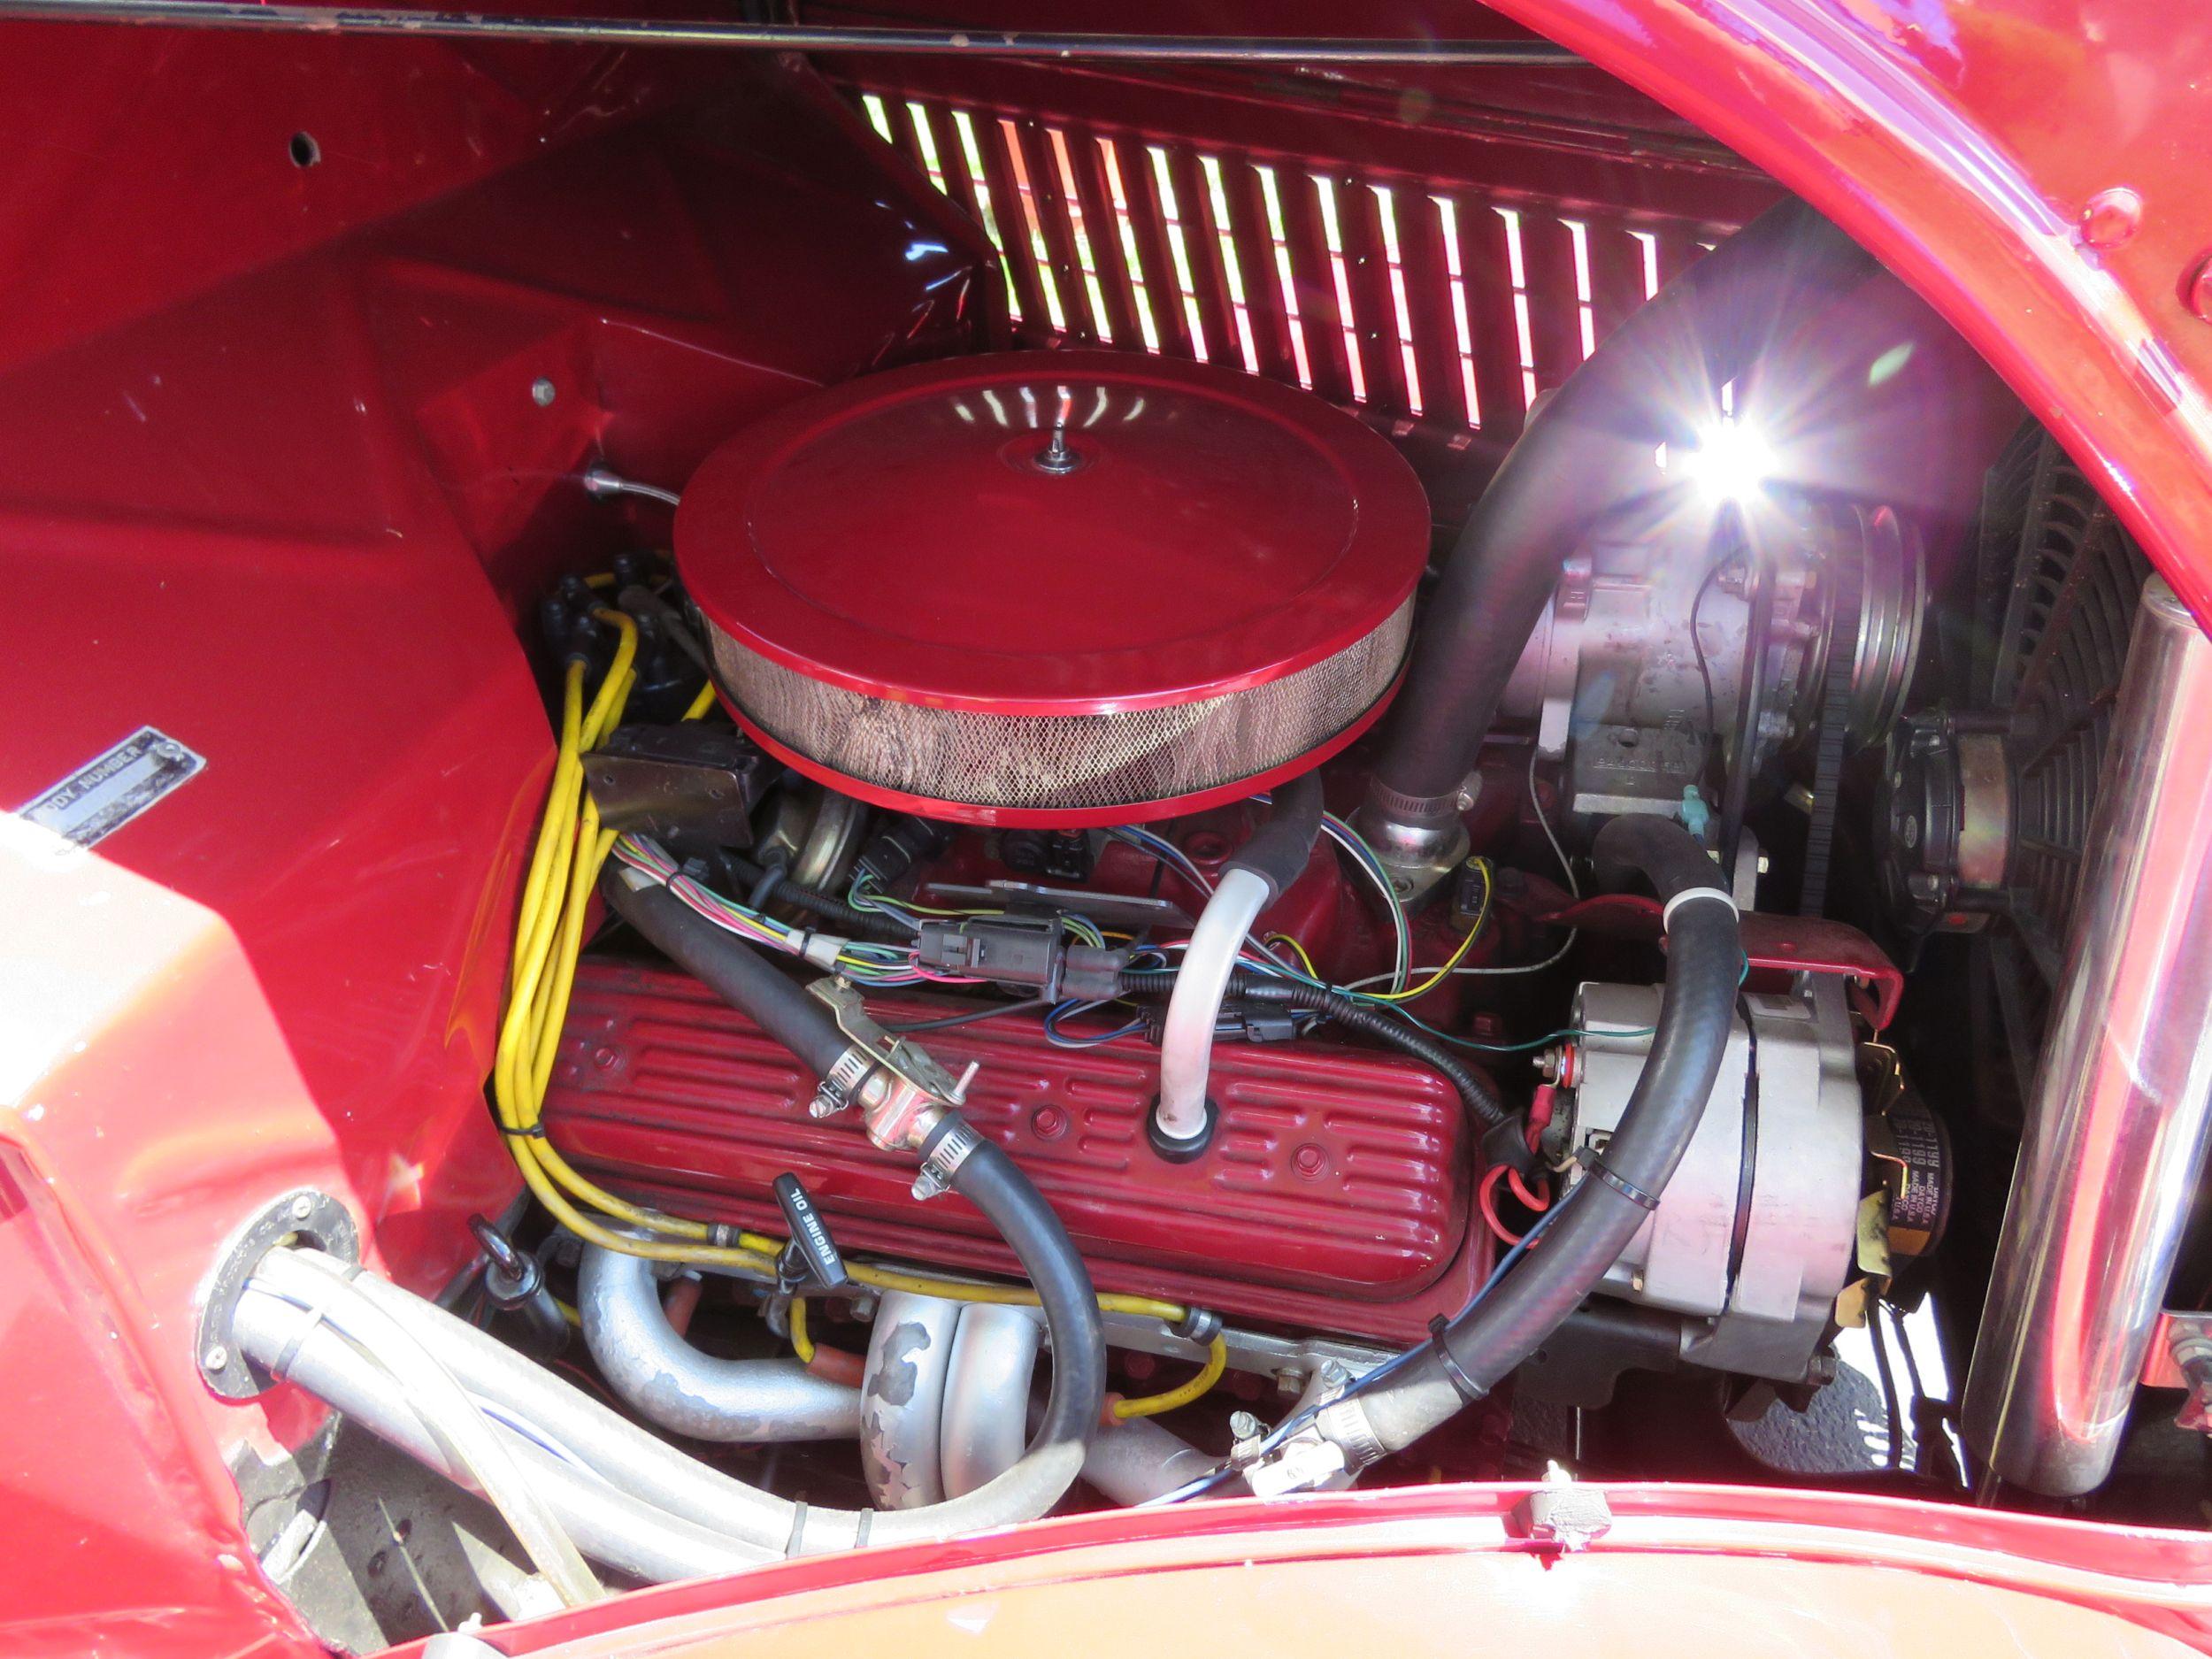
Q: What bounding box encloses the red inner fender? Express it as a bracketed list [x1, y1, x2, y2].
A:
[541, 961, 1491, 1342]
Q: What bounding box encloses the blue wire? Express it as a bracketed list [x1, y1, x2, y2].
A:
[1144, 1195, 1577, 1506]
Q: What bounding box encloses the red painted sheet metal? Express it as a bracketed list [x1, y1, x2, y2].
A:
[0, 36, 988, 1655]
[541, 961, 1489, 1338]
[679, 349, 1430, 710]
[835, 68, 1757, 450]
[0, 1148, 322, 1659]
[436, 1480, 2212, 1658]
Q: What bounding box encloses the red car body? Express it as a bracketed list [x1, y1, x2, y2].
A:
[3, 1, 2210, 1653]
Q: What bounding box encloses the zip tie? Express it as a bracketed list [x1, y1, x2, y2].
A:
[1426, 1315, 1490, 1404]
[1661, 886, 1739, 933]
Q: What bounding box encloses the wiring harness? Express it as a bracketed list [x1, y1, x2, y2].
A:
[492, 602, 1226, 1422]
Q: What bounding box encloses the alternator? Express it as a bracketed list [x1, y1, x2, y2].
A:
[1554, 973, 1864, 1383]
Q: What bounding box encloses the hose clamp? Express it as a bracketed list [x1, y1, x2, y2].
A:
[809, 1044, 876, 1121]
[911, 1116, 984, 1202]
[1584, 1153, 1661, 1212]
[1314, 1397, 1386, 1471]
[1661, 885, 1740, 933]
[806, 976, 978, 1153]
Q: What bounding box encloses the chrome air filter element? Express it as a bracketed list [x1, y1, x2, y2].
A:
[677, 351, 1430, 826]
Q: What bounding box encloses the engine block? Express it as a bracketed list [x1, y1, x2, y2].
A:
[541, 960, 1497, 1342]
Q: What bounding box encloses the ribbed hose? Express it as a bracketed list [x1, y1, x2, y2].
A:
[603, 869, 851, 1075]
[588, 869, 1107, 1548]
[1363, 200, 1876, 828]
[1337, 816, 1741, 1457]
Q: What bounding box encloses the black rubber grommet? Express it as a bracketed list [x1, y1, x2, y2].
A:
[1147, 1096, 1218, 1163]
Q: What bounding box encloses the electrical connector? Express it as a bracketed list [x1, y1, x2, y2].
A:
[914, 918, 1133, 1001]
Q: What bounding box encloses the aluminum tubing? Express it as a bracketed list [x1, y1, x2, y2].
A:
[1963, 576, 2212, 1496]
[1081, 1417, 1218, 1506]
[940, 1302, 1045, 1499]
[232, 1286, 773, 1583]
[276, 1249, 800, 1537]
[860, 1291, 964, 1508]
[919, 1294, 1208, 1504]
[578, 1243, 863, 1443]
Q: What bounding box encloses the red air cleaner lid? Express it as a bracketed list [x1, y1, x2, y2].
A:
[678, 350, 1430, 825]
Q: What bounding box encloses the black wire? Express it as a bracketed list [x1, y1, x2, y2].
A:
[1867, 1297, 1905, 1472]
[1690, 553, 1734, 763]
[881, 996, 1052, 1033]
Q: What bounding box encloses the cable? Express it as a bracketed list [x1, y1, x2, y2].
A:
[881, 996, 1052, 1033]
[1111, 1335, 1228, 1420]
[1146, 1199, 1573, 1505]
[1690, 553, 1732, 761]
[1230, 977, 1512, 1132]
[1362, 860, 1489, 1002]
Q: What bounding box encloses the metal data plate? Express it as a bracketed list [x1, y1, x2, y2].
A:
[16, 726, 204, 848]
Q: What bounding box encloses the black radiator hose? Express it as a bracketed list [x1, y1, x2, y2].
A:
[1363, 200, 1877, 834]
[602, 866, 1108, 1540]
[719, 851, 910, 943]
[605, 870, 852, 1075]
[1333, 816, 1741, 1459]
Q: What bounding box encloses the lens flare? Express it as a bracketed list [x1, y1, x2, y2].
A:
[1681, 418, 1778, 503]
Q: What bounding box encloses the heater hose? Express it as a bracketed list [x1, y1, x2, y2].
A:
[599, 864, 1108, 1544]
[1329, 816, 1741, 1459]
[605, 871, 852, 1076]
[1150, 771, 1326, 1149]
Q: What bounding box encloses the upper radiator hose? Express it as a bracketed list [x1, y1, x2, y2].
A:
[1325, 816, 1740, 1461]
[1359, 200, 1877, 867]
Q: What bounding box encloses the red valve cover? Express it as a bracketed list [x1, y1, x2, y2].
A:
[541, 960, 1494, 1343]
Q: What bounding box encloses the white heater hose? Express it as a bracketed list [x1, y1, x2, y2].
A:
[1155, 864, 1271, 1144]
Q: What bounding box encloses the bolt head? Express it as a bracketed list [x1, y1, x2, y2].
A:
[289, 1194, 315, 1222]
[203, 1344, 229, 1372]
[530, 376, 557, 408]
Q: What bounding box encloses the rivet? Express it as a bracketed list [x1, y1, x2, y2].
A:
[531, 376, 557, 407]
[2078, 187, 2142, 250]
